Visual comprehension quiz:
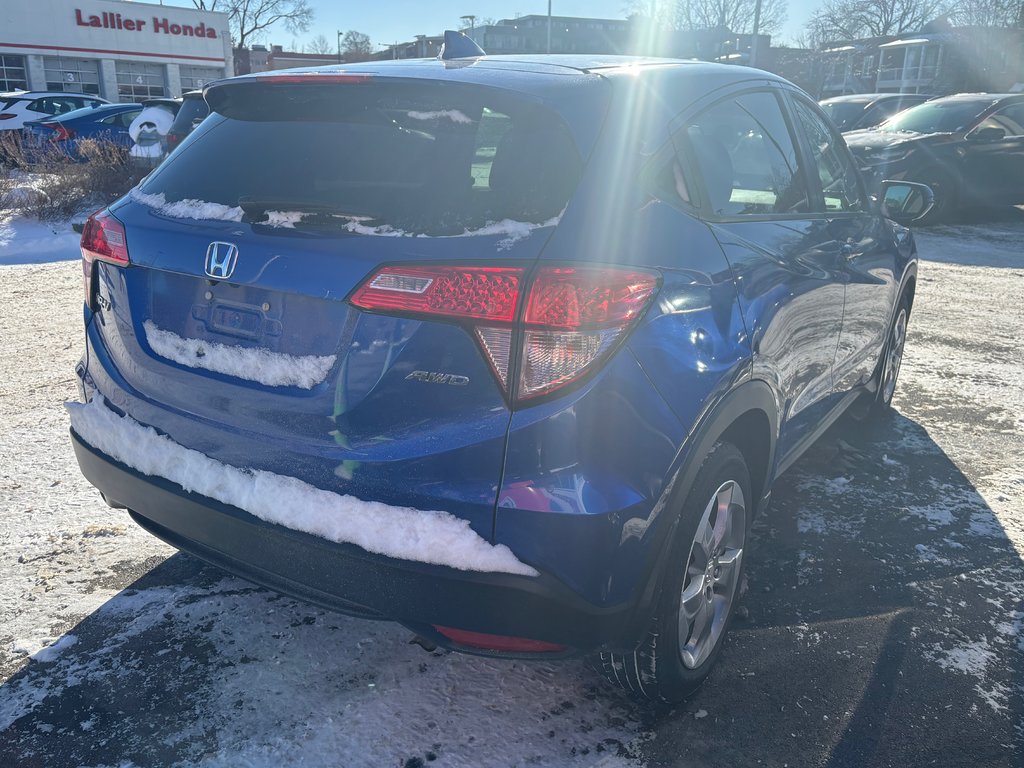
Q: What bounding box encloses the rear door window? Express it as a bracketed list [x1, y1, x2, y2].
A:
[678, 90, 809, 217]
[140, 82, 584, 235]
[168, 97, 210, 135]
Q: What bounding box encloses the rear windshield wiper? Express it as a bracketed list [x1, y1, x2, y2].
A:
[238, 197, 377, 221]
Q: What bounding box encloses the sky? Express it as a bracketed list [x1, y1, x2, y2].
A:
[163, 0, 821, 50]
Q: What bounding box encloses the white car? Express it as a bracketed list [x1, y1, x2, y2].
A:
[0, 91, 109, 131]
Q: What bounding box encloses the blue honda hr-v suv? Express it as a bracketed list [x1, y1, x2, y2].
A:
[69, 49, 929, 703]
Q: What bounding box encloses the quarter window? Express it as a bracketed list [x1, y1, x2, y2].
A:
[679, 91, 809, 216]
[792, 99, 864, 213]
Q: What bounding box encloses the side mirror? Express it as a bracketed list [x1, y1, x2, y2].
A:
[879, 180, 934, 225]
[968, 126, 1006, 143]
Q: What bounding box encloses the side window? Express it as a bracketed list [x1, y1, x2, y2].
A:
[678, 91, 809, 216]
[975, 104, 1024, 137]
[792, 98, 865, 213]
[27, 98, 54, 115]
[120, 109, 141, 127]
[99, 113, 120, 125]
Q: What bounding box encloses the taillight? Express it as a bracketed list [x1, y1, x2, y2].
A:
[433, 625, 566, 653]
[80, 209, 129, 304]
[165, 131, 180, 150]
[42, 122, 74, 141]
[350, 264, 659, 405]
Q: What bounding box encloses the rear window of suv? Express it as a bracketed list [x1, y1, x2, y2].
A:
[168, 95, 210, 135]
[138, 80, 585, 236]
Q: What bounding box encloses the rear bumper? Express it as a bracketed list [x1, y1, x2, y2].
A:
[71, 428, 637, 656]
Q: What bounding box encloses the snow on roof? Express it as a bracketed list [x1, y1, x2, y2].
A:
[880, 38, 933, 47]
[67, 396, 539, 577]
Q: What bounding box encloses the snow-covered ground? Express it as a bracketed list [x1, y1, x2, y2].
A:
[0, 213, 1022, 767]
[0, 214, 81, 266]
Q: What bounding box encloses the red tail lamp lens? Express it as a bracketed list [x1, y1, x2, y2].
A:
[351, 263, 659, 403]
[81, 208, 129, 302]
[433, 625, 566, 653]
[350, 265, 522, 322]
[525, 267, 660, 329]
[42, 123, 74, 141]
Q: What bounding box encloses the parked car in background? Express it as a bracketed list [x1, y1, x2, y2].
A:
[71, 55, 930, 704]
[22, 103, 142, 161]
[0, 91, 108, 131]
[128, 97, 182, 174]
[165, 91, 210, 154]
[819, 93, 933, 132]
[845, 92, 1024, 223]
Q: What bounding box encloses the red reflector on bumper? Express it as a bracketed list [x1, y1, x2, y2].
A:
[433, 625, 566, 653]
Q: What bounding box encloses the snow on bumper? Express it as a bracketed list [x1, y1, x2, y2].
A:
[66, 396, 537, 577]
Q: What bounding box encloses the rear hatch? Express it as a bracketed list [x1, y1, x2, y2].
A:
[93, 72, 604, 537]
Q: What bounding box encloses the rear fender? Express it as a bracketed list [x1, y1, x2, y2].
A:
[608, 378, 779, 650]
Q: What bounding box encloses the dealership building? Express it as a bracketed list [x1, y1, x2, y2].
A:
[0, 0, 233, 102]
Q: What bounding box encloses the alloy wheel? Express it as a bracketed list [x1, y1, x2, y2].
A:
[881, 307, 908, 405]
[678, 480, 746, 669]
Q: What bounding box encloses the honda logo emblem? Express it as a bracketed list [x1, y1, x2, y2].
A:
[205, 242, 238, 280]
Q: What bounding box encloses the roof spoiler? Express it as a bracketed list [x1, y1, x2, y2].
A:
[438, 30, 485, 60]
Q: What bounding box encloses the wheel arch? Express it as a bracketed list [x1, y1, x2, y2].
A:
[612, 378, 780, 649]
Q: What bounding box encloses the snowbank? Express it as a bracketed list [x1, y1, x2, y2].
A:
[0, 214, 81, 265]
[143, 321, 335, 389]
[66, 397, 538, 577]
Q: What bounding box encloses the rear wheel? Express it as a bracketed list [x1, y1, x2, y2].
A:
[597, 442, 750, 703]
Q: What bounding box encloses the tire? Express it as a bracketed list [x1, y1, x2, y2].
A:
[865, 298, 910, 421]
[597, 442, 751, 703]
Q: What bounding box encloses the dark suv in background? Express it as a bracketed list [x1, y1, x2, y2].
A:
[165, 90, 210, 154]
[819, 93, 932, 132]
[71, 55, 929, 703]
[845, 93, 1024, 223]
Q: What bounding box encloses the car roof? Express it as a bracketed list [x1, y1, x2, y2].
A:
[216, 55, 785, 94]
[929, 92, 1024, 102]
[0, 91, 107, 100]
[821, 93, 927, 104]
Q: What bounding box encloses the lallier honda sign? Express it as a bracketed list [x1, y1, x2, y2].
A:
[75, 8, 219, 39]
[0, 0, 230, 63]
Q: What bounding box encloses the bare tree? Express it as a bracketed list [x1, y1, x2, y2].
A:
[304, 33, 333, 55]
[807, 0, 951, 42]
[672, 0, 788, 35]
[192, 0, 314, 48]
[948, 0, 1022, 27]
[341, 30, 374, 62]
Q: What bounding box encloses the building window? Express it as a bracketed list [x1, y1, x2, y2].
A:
[43, 57, 100, 95]
[0, 54, 27, 92]
[179, 65, 222, 92]
[116, 61, 166, 102]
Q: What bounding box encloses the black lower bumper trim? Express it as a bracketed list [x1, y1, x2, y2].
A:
[71, 429, 636, 654]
